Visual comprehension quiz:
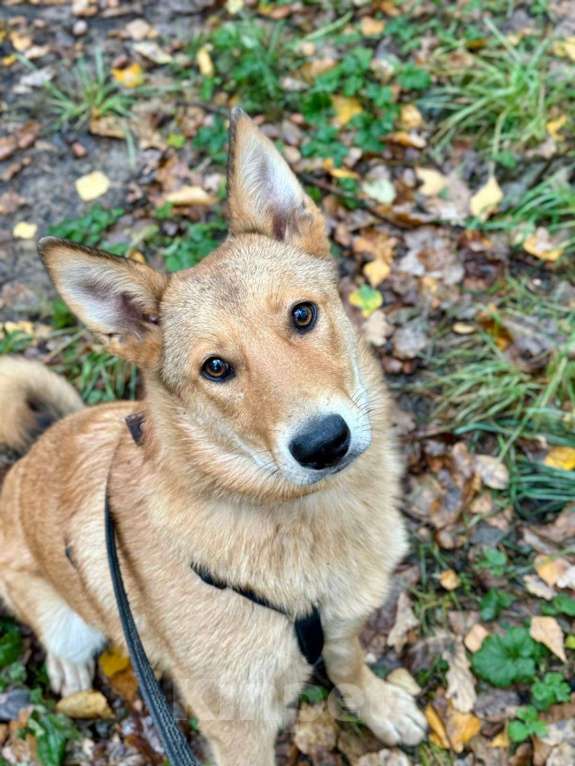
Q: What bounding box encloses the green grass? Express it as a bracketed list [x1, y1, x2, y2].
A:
[44, 50, 134, 127]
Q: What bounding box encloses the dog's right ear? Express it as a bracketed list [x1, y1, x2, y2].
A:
[39, 238, 168, 367]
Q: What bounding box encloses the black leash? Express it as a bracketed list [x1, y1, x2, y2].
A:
[105, 494, 201, 766]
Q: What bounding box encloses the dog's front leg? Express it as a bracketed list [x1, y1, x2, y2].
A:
[200, 719, 277, 766]
[322, 622, 427, 747]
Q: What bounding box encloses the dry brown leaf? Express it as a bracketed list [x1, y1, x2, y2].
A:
[400, 104, 423, 130]
[89, 115, 125, 139]
[12, 222, 37, 240]
[545, 446, 575, 471]
[439, 570, 460, 591]
[331, 95, 362, 126]
[470, 176, 503, 220]
[75, 171, 110, 201]
[464, 624, 489, 653]
[530, 616, 566, 662]
[125, 18, 152, 41]
[362, 311, 393, 347]
[425, 703, 450, 749]
[523, 227, 564, 262]
[444, 640, 477, 713]
[534, 555, 571, 587]
[164, 186, 216, 206]
[132, 41, 173, 64]
[293, 702, 337, 755]
[112, 62, 144, 88]
[56, 690, 113, 719]
[524, 574, 556, 601]
[475, 455, 509, 490]
[387, 131, 426, 149]
[387, 592, 418, 652]
[415, 167, 448, 196]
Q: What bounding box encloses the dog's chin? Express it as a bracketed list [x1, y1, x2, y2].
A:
[276, 448, 365, 490]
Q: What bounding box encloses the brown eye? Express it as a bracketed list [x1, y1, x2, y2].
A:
[291, 302, 318, 333]
[201, 357, 234, 382]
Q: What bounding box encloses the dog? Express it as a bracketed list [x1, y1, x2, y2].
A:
[0, 109, 426, 764]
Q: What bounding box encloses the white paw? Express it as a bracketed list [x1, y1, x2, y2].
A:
[47, 652, 95, 697]
[363, 679, 427, 747]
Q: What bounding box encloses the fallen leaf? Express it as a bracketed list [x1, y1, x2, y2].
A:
[465, 624, 489, 653]
[425, 703, 450, 749]
[415, 167, 448, 196]
[112, 62, 144, 88]
[362, 311, 393, 347]
[530, 616, 566, 662]
[387, 592, 419, 652]
[524, 574, 556, 601]
[12, 222, 37, 240]
[75, 171, 110, 201]
[534, 556, 571, 587]
[475, 455, 509, 490]
[360, 17, 386, 36]
[490, 730, 510, 748]
[227, 0, 244, 13]
[99, 646, 130, 677]
[400, 104, 423, 130]
[362, 177, 396, 205]
[387, 131, 426, 149]
[439, 570, 461, 591]
[363, 259, 390, 288]
[446, 708, 482, 753]
[0, 191, 27, 214]
[133, 41, 173, 64]
[444, 640, 477, 713]
[552, 37, 575, 62]
[293, 702, 337, 755]
[470, 176, 503, 220]
[393, 323, 428, 360]
[523, 227, 564, 262]
[125, 18, 152, 41]
[349, 284, 383, 318]
[164, 186, 216, 206]
[453, 322, 476, 335]
[547, 114, 567, 140]
[323, 158, 359, 179]
[56, 690, 113, 719]
[196, 45, 214, 77]
[331, 95, 362, 126]
[89, 115, 125, 139]
[544, 447, 575, 474]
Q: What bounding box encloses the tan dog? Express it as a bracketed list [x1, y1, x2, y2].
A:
[0, 109, 426, 764]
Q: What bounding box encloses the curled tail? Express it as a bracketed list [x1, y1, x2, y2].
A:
[0, 357, 83, 474]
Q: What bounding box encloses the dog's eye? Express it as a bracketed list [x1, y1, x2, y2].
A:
[202, 357, 234, 382]
[291, 302, 318, 333]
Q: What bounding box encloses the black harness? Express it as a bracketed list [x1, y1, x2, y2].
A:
[105, 413, 324, 765]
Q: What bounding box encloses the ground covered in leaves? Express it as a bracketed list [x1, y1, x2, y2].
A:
[1, 0, 574, 764]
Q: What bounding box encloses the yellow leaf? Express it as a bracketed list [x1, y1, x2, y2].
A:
[13, 222, 37, 240]
[2, 320, 35, 337]
[470, 176, 503, 220]
[545, 446, 575, 471]
[322, 158, 358, 179]
[112, 62, 144, 88]
[490, 730, 510, 748]
[530, 615, 566, 662]
[164, 185, 216, 206]
[547, 114, 567, 140]
[439, 569, 460, 591]
[331, 95, 362, 127]
[99, 646, 130, 678]
[363, 259, 390, 288]
[400, 104, 423, 130]
[464, 624, 489, 653]
[227, 0, 244, 12]
[415, 167, 448, 196]
[75, 171, 110, 201]
[447, 709, 481, 753]
[387, 130, 426, 149]
[534, 555, 571, 587]
[196, 45, 214, 77]
[425, 704, 450, 749]
[349, 284, 383, 318]
[360, 17, 386, 36]
[56, 690, 113, 719]
[2, 54, 17, 67]
[523, 227, 564, 262]
[552, 37, 575, 62]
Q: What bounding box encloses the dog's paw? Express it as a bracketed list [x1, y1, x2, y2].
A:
[362, 679, 427, 747]
[47, 652, 95, 697]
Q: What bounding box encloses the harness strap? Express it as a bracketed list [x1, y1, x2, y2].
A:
[105, 494, 201, 766]
[191, 561, 324, 667]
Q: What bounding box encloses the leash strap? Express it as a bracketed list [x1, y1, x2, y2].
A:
[105, 494, 201, 766]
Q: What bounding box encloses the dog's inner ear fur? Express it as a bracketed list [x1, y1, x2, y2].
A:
[39, 239, 167, 366]
[227, 109, 330, 258]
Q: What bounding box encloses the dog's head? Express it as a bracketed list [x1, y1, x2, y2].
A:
[40, 110, 375, 499]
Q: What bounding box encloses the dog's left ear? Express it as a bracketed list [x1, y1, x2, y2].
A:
[227, 108, 330, 258]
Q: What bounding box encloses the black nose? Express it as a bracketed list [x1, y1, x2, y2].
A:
[289, 414, 351, 470]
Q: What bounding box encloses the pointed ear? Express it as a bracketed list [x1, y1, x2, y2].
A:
[226, 108, 330, 258]
[39, 238, 168, 367]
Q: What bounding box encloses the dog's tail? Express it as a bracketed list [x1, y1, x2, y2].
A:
[0, 356, 83, 473]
